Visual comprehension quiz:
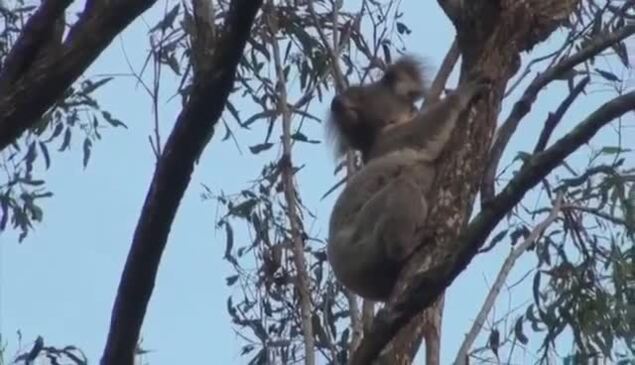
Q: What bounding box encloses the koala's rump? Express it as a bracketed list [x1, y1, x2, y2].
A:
[326, 149, 436, 299]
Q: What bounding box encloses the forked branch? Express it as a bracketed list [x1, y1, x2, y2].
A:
[481, 24, 635, 203]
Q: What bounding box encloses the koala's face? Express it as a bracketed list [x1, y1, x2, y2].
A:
[329, 76, 419, 154]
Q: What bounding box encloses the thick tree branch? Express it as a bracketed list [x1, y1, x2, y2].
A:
[349, 90, 635, 365]
[481, 24, 635, 204]
[0, 0, 71, 95]
[100, 1, 263, 364]
[0, 0, 159, 151]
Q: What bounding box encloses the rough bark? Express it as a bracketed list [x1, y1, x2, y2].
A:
[100, 1, 263, 364]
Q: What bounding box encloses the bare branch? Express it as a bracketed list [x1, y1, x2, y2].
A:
[424, 39, 460, 106]
[349, 90, 635, 365]
[533, 76, 590, 154]
[453, 194, 563, 365]
[481, 23, 635, 204]
[100, 1, 263, 364]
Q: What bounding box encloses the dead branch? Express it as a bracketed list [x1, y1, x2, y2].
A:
[453, 194, 563, 365]
[349, 90, 635, 365]
[100, 1, 263, 364]
[0, 0, 162, 151]
[481, 23, 635, 204]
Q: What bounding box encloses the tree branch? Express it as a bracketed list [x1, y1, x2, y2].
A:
[100, 1, 263, 364]
[266, 4, 316, 363]
[453, 193, 563, 365]
[0, 0, 71, 95]
[480, 23, 635, 204]
[349, 90, 635, 365]
[533, 76, 590, 154]
[0, 0, 159, 151]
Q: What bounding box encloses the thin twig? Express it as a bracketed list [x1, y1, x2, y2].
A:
[453, 194, 563, 365]
[533, 76, 590, 154]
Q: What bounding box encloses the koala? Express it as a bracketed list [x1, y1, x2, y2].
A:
[326, 57, 490, 300]
[326, 55, 429, 161]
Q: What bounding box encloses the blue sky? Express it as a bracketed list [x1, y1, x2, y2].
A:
[1, 1, 633, 364]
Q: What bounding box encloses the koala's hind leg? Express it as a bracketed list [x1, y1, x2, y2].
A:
[355, 175, 428, 262]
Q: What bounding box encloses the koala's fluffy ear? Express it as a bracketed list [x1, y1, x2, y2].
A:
[326, 93, 356, 159]
[383, 55, 429, 101]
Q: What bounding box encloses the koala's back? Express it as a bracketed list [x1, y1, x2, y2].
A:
[329, 148, 435, 233]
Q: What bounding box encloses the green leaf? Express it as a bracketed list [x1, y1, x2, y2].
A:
[600, 146, 632, 155]
[59, 128, 72, 152]
[225, 275, 239, 286]
[82, 77, 114, 95]
[222, 221, 237, 266]
[47, 122, 64, 142]
[25, 141, 37, 174]
[490, 229, 508, 246]
[514, 316, 529, 345]
[532, 272, 542, 307]
[101, 111, 128, 129]
[39, 142, 50, 169]
[595, 68, 620, 82]
[291, 132, 320, 144]
[488, 328, 500, 356]
[82, 138, 92, 168]
[249, 143, 273, 154]
[396, 22, 412, 35]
